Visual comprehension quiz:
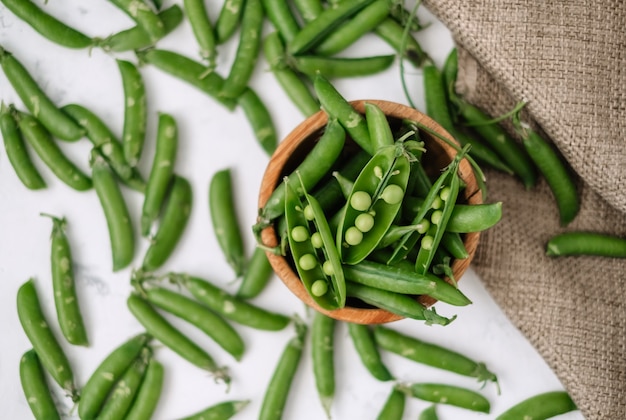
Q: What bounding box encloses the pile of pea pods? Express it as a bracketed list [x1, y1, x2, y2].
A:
[0, 0, 584, 419]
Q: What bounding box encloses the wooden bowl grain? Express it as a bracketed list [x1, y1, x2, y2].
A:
[258, 100, 482, 324]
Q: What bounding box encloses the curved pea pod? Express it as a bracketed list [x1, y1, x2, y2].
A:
[376, 385, 405, 420]
[180, 400, 251, 420]
[338, 144, 411, 265]
[285, 179, 346, 310]
[292, 54, 395, 79]
[20, 349, 61, 420]
[347, 322, 393, 381]
[495, 391, 577, 420]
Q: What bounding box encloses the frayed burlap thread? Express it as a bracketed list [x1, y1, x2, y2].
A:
[423, 1, 626, 418]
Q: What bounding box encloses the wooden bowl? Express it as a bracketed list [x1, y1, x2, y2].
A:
[258, 100, 481, 324]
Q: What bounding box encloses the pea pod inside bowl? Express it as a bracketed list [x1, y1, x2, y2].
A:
[256, 100, 487, 325]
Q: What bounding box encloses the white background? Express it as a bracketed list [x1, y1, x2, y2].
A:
[0, 1, 583, 419]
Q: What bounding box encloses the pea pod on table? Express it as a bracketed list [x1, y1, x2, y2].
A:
[347, 323, 393, 381]
[19, 349, 61, 420]
[179, 400, 251, 420]
[293, 54, 396, 79]
[117, 59, 147, 168]
[407, 382, 491, 413]
[495, 390, 577, 419]
[546, 232, 626, 258]
[125, 358, 164, 420]
[183, 0, 217, 66]
[237, 87, 278, 155]
[312, 312, 336, 417]
[215, 0, 246, 43]
[376, 384, 405, 420]
[109, 0, 165, 43]
[262, 0, 301, 43]
[285, 178, 346, 310]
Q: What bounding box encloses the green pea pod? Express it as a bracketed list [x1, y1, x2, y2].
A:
[259, 317, 308, 420]
[292, 0, 324, 23]
[0, 102, 46, 189]
[418, 405, 439, 420]
[313, 73, 374, 155]
[0, 47, 84, 141]
[287, 0, 375, 55]
[97, 348, 151, 420]
[184, 0, 217, 66]
[109, 0, 165, 43]
[143, 175, 192, 271]
[293, 54, 395, 79]
[346, 282, 455, 325]
[127, 294, 231, 385]
[100, 5, 183, 52]
[20, 349, 61, 420]
[373, 325, 498, 387]
[145, 286, 245, 361]
[16, 279, 78, 400]
[91, 150, 135, 271]
[262, 0, 301, 43]
[118, 60, 147, 168]
[365, 102, 394, 151]
[177, 274, 291, 331]
[546, 232, 626, 258]
[141, 112, 177, 237]
[258, 118, 345, 225]
[1, 0, 93, 48]
[347, 322, 393, 381]
[79, 333, 151, 420]
[238, 87, 278, 155]
[13, 109, 92, 191]
[495, 391, 577, 420]
[220, 0, 264, 100]
[403, 197, 503, 233]
[315, 0, 391, 56]
[285, 179, 346, 310]
[236, 246, 274, 299]
[373, 18, 428, 67]
[338, 144, 411, 264]
[209, 168, 246, 277]
[312, 312, 336, 417]
[342, 260, 471, 306]
[215, 0, 245, 43]
[263, 32, 320, 117]
[43, 214, 88, 346]
[376, 385, 405, 420]
[180, 400, 250, 420]
[408, 383, 491, 413]
[125, 358, 164, 420]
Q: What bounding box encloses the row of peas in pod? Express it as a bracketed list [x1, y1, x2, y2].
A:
[255, 74, 503, 323]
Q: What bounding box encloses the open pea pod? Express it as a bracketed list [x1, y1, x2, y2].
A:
[338, 144, 411, 265]
[285, 178, 346, 310]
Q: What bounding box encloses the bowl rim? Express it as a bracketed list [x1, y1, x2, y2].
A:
[258, 99, 482, 324]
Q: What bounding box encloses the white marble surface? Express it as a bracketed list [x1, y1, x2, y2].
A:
[0, 2, 584, 419]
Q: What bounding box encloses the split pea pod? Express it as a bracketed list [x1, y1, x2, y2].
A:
[109, 0, 165, 43]
[346, 282, 455, 325]
[347, 322, 393, 381]
[138, 49, 236, 110]
[215, 0, 245, 43]
[236, 247, 274, 299]
[13, 108, 92, 191]
[0, 47, 84, 141]
[19, 349, 61, 420]
[0, 102, 46, 189]
[209, 168, 246, 277]
[263, 32, 320, 117]
[262, 0, 301, 43]
[338, 143, 412, 264]
[16, 279, 78, 400]
[315, 0, 391, 56]
[127, 294, 231, 384]
[184, 0, 217, 65]
[259, 317, 308, 420]
[78, 333, 151, 420]
[176, 273, 291, 331]
[293, 54, 395, 78]
[91, 151, 135, 271]
[141, 112, 177, 237]
[496, 391, 577, 419]
[314, 74, 374, 155]
[180, 400, 251, 420]
[408, 383, 491, 413]
[373, 18, 428, 67]
[513, 118, 579, 226]
[376, 385, 405, 420]
[144, 286, 245, 361]
[0, 0, 93, 48]
[42, 214, 88, 346]
[237, 87, 278, 155]
[258, 118, 346, 224]
[61, 103, 136, 183]
[373, 325, 499, 386]
[546, 232, 626, 258]
[220, 0, 264, 100]
[312, 312, 336, 417]
[100, 5, 183, 52]
[125, 358, 164, 420]
[118, 60, 147, 168]
[287, 0, 375, 55]
[143, 175, 192, 271]
[97, 348, 151, 420]
[342, 260, 471, 306]
[285, 179, 346, 310]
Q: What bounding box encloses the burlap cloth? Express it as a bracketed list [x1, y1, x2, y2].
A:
[422, 1, 626, 418]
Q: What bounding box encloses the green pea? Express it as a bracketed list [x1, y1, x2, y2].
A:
[350, 191, 372, 211]
[291, 225, 310, 242]
[312, 280, 328, 296]
[311, 232, 323, 248]
[299, 253, 318, 270]
[355, 213, 375, 232]
[381, 184, 404, 204]
[431, 210, 443, 225]
[322, 260, 335, 276]
[345, 226, 364, 245]
[304, 204, 316, 220]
